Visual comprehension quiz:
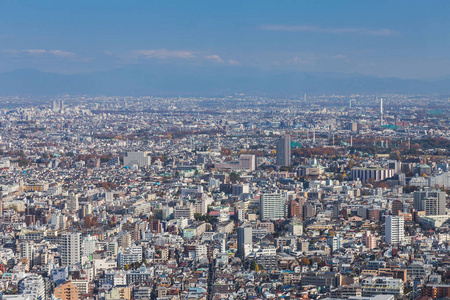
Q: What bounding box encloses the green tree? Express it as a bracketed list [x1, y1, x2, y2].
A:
[229, 172, 241, 183]
[250, 260, 257, 270]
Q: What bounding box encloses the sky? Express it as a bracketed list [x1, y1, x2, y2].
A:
[0, 0, 449, 79]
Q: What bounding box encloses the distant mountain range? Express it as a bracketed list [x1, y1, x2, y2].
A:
[1, 67, 450, 96]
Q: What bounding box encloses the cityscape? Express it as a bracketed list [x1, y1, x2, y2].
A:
[0, 94, 447, 300]
[0, 1, 449, 300]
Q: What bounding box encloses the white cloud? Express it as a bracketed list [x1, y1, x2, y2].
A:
[228, 59, 240, 65]
[205, 54, 224, 63]
[131, 49, 196, 60]
[261, 24, 399, 36]
[3, 49, 77, 58]
[24, 49, 47, 55]
[48, 50, 76, 58]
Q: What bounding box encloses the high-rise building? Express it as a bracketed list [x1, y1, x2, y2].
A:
[107, 242, 118, 257]
[413, 190, 446, 216]
[52, 100, 58, 112]
[232, 184, 249, 196]
[81, 236, 97, 258]
[61, 232, 82, 266]
[385, 216, 404, 244]
[302, 202, 315, 220]
[21, 241, 34, 265]
[19, 274, 46, 300]
[362, 231, 377, 249]
[118, 232, 132, 249]
[391, 199, 403, 216]
[80, 203, 92, 218]
[53, 281, 79, 300]
[276, 134, 291, 167]
[237, 225, 252, 258]
[67, 193, 79, 212]
[287, 199, 301, 218]
[332, 203, 341, 219]
[260, 193, 285, 220]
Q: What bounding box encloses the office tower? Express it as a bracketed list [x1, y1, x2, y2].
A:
[19, 274, 46, 300]
[385, 216, 404, 244]
[237, 225, 252, 258]
[239, 154, 256, 171]
[276, 134, 291, 167]
[260, 193, 285, 220]
[327, 234, 341, 252]
[287, 199, 301, 218]
[413, 190, 446, 216]
[302, 202, 315, 220]
[391, 199, 403, 216]
[61, 232, 82, 266]
[53, 281, 79, 300]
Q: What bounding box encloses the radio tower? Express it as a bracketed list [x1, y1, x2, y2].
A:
[380, 97, 384, 126]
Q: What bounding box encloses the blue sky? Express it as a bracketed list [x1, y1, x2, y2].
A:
[0, 0, 449, 78]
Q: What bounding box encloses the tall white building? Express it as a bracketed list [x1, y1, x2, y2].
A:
[385, 216, 404, 244]
[20, 241, 34, 265]
[123, 151, 152, 167]
[61, 232, 82, 266]
[260, 193, 285, 220]
[19, 274, 46, 300]
[82, 235, 98, 258]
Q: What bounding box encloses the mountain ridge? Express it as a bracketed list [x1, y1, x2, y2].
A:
[0, 68, 449, 96]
